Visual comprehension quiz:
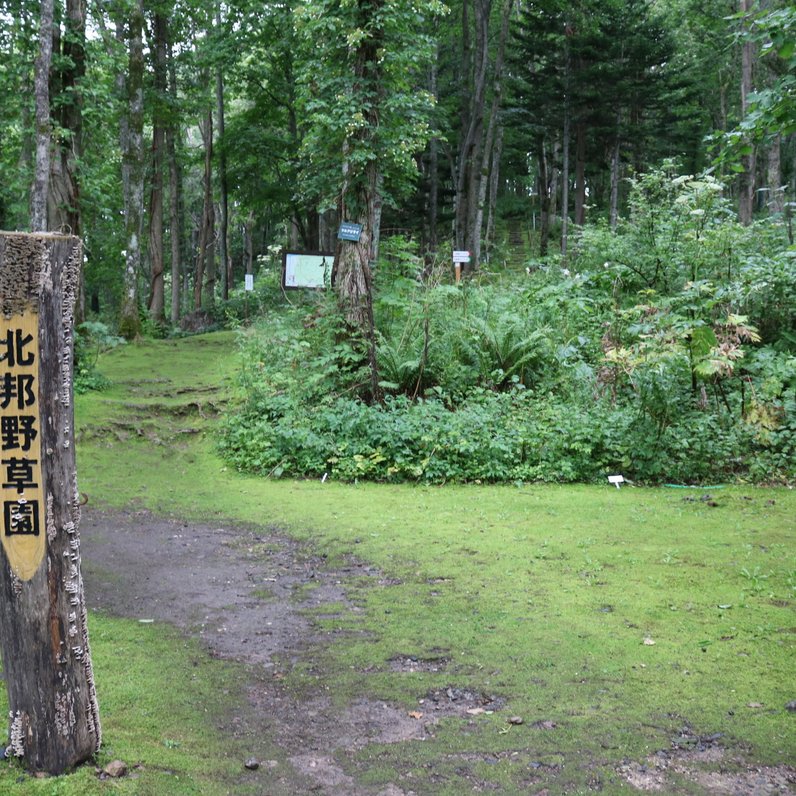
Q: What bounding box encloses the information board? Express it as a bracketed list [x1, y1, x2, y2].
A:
[282, 251, 334, 290]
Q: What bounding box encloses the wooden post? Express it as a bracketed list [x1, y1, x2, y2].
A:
[0, 233, 100, 773]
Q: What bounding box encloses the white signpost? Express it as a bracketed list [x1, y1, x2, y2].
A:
[244, 274, 254, 292]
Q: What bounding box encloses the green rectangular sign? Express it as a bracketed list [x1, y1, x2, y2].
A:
[281, 251, 333, 290]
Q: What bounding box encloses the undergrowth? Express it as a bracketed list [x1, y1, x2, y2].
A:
[68, 166, 795, 485]
[220, 167, 796, 485]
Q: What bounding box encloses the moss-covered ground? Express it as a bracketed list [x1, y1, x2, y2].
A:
[1, 331, 793, 794]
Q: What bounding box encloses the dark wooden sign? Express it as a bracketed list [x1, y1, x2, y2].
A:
[337, 222, 363, 242]
[0, 233, 100, 774]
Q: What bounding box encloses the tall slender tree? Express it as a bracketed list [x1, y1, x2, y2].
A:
[738, 0, 756, 224]
[147, 4, 168, 324]
[31, 0, 53, 231]
[117, 0, 146, 339]
[296, 0, 443, 399]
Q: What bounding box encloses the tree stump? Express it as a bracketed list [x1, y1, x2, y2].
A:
[0, 232, 100, 773]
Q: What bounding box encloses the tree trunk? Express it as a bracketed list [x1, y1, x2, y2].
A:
[31, 0, 54, 232]
[485, 124, 503, 254]
[244, 212, 254, 276]
[167, 40, 182, 326]
[428, 50, 439, 253]
[117, 5, 145, 339]
[455, 0, 492, 255]
[0, 232, 101, 774]
[216, 6, 230, 301]
[550, 142, 560, 227]
[561, 104, 570, 255]
[370, 173, 384, 264]
[738, 0, 756, 225]
[609, 111, 621, 231]
[333, 203, 380, 402]
[471, 0, 512, 270]
[147, 10, 168, 325]
[49, 0, 86, 322]
[537, 142, 550, 257]
[574, 122, 587, 226]
[194, 104, 214, 311]
[332, 0, 385, 402]
[48, 0, 85, 237]
[767, 134, 784, 215]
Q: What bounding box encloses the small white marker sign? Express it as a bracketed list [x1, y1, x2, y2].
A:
[453, 250, 471, 263]
[245, 274, 254, 291]
[608, 474, 625, 489]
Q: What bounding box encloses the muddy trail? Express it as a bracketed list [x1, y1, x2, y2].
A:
[81, 507, 476, 796]
[81, 507, 796, 796]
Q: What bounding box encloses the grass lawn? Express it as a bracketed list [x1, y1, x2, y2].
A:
[0, 331, 792, 794]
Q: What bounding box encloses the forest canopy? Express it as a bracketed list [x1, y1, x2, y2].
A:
[1, 0, 794, 484]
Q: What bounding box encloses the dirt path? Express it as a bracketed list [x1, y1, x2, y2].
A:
[81, 507, 429, 795]
[81, 507, 796, 796]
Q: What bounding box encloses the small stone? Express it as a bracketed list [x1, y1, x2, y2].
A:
[244, 757, 260, 770]
[508, 716, 524, 725]
[104, 760, 127, 778]
[786, 701, 796, 713]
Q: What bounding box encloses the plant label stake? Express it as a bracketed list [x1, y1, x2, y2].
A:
[0, 233, 100, 774]
[608, 474, 625, 489]
[453, 250, 470, 284]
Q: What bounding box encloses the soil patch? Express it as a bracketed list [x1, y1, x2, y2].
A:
[81, 507, 423, 794]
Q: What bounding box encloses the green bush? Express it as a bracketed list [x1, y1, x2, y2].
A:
[219, 170, 796, 486]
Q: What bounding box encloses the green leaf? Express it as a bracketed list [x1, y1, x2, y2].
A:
[778, 40, 795, 60]
[690, 327, 718, 359]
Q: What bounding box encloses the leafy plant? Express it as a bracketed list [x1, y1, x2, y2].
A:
[74, 321, 125, 394]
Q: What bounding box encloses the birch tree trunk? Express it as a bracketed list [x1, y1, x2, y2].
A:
[117, 4, 145, 339]
[31, 0, 54, 232]
[0, 232, 101, 774]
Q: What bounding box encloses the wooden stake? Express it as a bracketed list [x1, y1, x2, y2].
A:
[0, 232, 100, 773]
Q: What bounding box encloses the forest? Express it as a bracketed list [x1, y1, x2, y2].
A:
[0, 3, 795, 791]
[1, 0, 795, 484]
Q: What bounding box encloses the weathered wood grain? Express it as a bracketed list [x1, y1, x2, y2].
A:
[0, 232, 100, 774]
